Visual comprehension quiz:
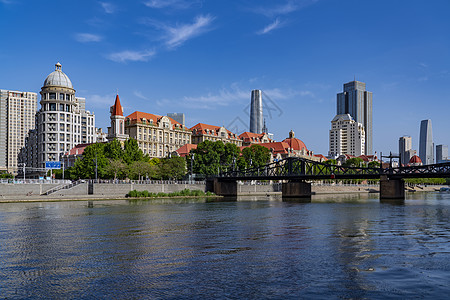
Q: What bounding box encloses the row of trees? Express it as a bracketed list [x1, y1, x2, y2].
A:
[188, 140, 271, 176]
[55, 138, 186, 180]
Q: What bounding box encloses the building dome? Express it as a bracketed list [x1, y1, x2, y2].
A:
[282, 130, 309, 152]
[43, 62, 73, 89]
[409, 155, 422, 164]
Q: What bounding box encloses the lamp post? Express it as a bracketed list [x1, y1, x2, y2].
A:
[93, 152, 98, 182]
[190, 153, 195, 183]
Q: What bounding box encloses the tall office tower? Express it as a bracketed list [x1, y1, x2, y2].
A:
[167, 113, 185, 126]
[0, 89, 37, 173]
[337, 81, 373, 155]
[329, 114, 365, 157]
[22, 62, 96, 169]
[250, 89, 263, 134]
[436, 144, 448, 163]
[399, 136, 414, 165]
[419, 119, 434, 165]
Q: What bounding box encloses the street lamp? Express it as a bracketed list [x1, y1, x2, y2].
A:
[190, 153, 195, 183]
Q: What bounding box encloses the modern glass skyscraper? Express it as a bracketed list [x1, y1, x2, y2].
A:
[250, 89, 263, 134]
[419, 119, 434, 165]
[436, 144, 447, 163]
[337, 81, 373, 155]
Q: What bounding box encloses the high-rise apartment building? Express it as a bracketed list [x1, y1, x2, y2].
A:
[250, 89, 263, 134]
[337, 81, 373, 155]
[20, 62, 96, 170]
[329, 114, 365, 157]
[436, 144, 448, 163]
[0, 89, 37, 173]
[419, 119, 434, 165]
[399, 136, 416, 166]
[167, 113, 185, 126]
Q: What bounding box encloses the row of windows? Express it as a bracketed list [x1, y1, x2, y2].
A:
[42, 93, 72, 101]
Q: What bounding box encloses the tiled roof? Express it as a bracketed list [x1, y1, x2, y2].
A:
[239, 131, 272, 143]
[112, 94, 123, 116]
[65, 143, 92, 156]
[282, 137, 308, 152]
[175, 144, 197, 157]
[190, 123, 237, 138]
[241, 142, 290, 155]
[409, 155, 422, 164]
[314, 154, 328, 161]
[126, 111, 182, 129]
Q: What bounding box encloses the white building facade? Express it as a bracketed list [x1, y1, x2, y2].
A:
[329, 114, 365, 158]
[0, 89, 37, 174]
[20, 62, 96, 170]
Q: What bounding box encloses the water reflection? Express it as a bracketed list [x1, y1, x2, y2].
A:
[1, 194, 450, 298]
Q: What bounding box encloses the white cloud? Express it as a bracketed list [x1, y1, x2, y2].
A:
[253, 0, 318, 18]
[75, 33, 103, 43]
[143, 0, 201, 9]
[88, 94, 116, 107]
[257, 18, 283, 35]
[0, 0, 13, 4]
[107, 49, 156, 63]
[133, 90, 149, 100]
[100, 2, 116, 14]
[164, 15, 214, 48]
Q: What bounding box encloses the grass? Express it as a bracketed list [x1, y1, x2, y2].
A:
[127, 189, 215, 198]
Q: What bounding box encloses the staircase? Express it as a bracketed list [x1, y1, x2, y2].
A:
[41, 180, 84, 195]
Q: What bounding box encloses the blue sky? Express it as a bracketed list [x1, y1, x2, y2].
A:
[1, 0, 449, 157]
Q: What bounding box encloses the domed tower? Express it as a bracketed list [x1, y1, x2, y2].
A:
[36, 62, 96, 168]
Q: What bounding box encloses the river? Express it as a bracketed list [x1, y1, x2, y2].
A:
[1, 192, 450, 299]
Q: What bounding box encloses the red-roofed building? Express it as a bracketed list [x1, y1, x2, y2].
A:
[239, 131, 272, 146]
[125, 111, 192, 158]
[190, 123, 242, 146]
[409, 155, 423, 166]
[62, 143, 92, 168]
[175, 144, 197, 157]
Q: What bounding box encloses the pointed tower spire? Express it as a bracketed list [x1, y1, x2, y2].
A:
[111, 94, 123, 116]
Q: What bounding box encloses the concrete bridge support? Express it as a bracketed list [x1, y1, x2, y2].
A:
[380, 176, 405, 200]
[212, 178, 238, 197]
[282, 181, 312, 198]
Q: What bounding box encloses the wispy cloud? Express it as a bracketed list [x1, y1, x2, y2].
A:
[133, 90, 149, 100]
[143, 0, 201, 9]
[100, 2, 116, 14]
[107, 49, 156, 63]
[163, 15, 215, 48]
[257, 18, 283, 35]
[75, 33, 103, 43]
[0, 0, 14, 4]
[253, 0, 318, 18]
[88, 94, 116, 107]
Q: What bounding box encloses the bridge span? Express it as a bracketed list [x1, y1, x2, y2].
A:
[208, 157, 450, 200]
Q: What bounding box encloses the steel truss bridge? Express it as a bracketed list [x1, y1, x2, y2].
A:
[218, 157, 450, 181]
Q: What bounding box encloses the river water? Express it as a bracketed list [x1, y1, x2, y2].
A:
[1, 192, 450, 299]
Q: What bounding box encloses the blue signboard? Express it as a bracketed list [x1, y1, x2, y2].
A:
[45, 161, 61, 169]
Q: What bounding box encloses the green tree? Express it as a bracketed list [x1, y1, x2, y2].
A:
[123, 138, 144, 164]
[105, 159, 127, 180]
[104, 138, 124, 160]
[72, 143, 109, 179]
[368, 161, 380, 168]
[238, 144, 271, 170]
[158, 157, 186, 180]
[191, 140, 224, 175]
[128, 161, 152, 180]
[343, 157, 365, 168]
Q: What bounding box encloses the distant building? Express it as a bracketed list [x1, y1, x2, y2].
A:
[337, 80, 373, 155]
[409, 155, 423, 166]
[399, 136, 416, 166]
[190, 123, 242, 146]
[329, 114, 365, 158]
[250, 89, 263, 134]
[167, 113, 185, 126]
[239, 131, 272, 146]
[436, 144, 448, 163]
[0, 89, 37, 174]
[96, 128, 108, 143]
[419, 119, 434, 165]
[20, 62, 96, 171]
[125, 111, 192, 158]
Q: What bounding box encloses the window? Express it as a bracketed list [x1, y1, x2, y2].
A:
[49, 103, 56, 111]
[66, 94, 70, 100]
[59, 94, 64, 100]
[49, 93, 56, 100]
[60, 104, 64, 111]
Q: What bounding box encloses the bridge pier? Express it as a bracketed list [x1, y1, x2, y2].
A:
[282, 181, 312, 199]
[380, 176, 405, 200]
[211, 178, 238, 197]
